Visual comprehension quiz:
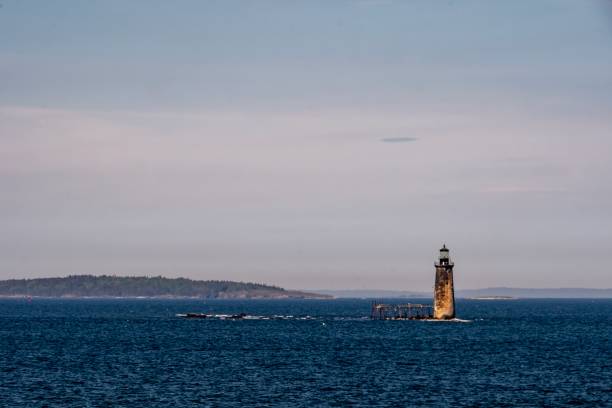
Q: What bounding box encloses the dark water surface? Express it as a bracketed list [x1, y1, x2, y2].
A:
[1, 299, 611, 407]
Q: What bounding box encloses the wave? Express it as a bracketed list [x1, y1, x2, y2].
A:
[422, 318, 472, 323]
[177, 314, 474, 322]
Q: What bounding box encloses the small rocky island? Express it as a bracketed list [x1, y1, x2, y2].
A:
[0, 275, 330, 299]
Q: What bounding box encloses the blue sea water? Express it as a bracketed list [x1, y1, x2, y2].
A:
[0, 298, 611, 407]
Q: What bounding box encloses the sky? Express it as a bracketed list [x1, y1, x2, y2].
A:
[1, 0, 612, 290]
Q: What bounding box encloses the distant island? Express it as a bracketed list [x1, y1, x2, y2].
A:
[457, 287, 612, 299]
[0, 275, 331, 299]
[467, 296, 516, 300]
[314, 288, 612, 299]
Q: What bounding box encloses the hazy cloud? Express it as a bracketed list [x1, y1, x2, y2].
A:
[380, 137, 418, 143]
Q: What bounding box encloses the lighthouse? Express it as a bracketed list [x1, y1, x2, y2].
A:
[433, 244, 455, 319]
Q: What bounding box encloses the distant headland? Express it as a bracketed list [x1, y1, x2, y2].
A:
[0, 275, 331, 299]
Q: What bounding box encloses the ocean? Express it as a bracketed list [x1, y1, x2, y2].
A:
[1, 298, 610, 407]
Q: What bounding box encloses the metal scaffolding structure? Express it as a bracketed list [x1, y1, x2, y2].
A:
[370, 301, 433, 320]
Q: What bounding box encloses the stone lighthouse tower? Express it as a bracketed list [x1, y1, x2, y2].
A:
[433, 244, 455, 319]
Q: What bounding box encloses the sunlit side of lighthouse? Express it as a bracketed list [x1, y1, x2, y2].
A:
[433, 244, 455, 319]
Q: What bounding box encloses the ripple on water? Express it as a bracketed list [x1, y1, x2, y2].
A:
[0, 299, 611, 407]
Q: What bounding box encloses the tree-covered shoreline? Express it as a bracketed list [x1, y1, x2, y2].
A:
[0, 275, 330, 299]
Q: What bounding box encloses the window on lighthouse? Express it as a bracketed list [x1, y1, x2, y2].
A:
[439, 246, 450, 264]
